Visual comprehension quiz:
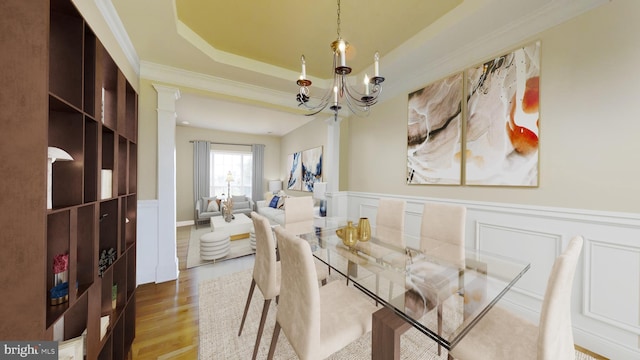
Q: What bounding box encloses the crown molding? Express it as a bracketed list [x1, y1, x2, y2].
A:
[380, 0, 609, 102]
[140, 61, 299, 111]
[95, 0, 140, 75]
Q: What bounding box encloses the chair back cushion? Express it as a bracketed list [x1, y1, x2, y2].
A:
[537, 235, 583, 360]
[251, 212, 279, 299]
[274, 226, 321, 359]
[283, 196, 314, 235]
[375, 198, 406, 248]
[420, 202, 466, 268]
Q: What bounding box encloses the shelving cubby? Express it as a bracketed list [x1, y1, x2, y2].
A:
[1, 0, 138, 357]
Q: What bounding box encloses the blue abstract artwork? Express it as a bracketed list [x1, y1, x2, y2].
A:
[286, 152, 302, 190]
[301, 146, 322, 192]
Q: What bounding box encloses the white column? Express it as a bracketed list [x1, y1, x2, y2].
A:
[324, 113, 348, 220]
[153, 84, 180, 283]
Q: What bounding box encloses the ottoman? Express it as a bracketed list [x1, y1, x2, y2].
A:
[200, 231, 231, 260]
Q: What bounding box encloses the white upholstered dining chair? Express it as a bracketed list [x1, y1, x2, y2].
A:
[284, 195, 331, 277]
[449, 235, 584, 360]
[239, 212, 329, 360]
[238, 212, 281, 360]
[419, 201, 466, 355]
[419, 202, 466, 268]
[375, 198, 406, 248]
[267, 226, 377, 360]
[283, 195, 315, 236]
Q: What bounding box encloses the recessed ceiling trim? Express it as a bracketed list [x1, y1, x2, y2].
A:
[141, 60, 301, 112]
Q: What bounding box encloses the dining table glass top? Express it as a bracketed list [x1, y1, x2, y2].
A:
[299, 224, 530, 350]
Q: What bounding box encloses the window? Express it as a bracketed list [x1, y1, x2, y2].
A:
[210, 150, 252, 198]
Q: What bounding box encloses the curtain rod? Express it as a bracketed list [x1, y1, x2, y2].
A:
[189, 140, 263, 146]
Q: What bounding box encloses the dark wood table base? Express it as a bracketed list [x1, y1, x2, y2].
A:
[371, 307, 412, 360]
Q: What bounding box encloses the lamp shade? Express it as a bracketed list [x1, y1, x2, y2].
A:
[225, 171, 234, 183]
[268, 180, 282, 192]
[48, 146, 73, 163]
[313, 182, 327, 200]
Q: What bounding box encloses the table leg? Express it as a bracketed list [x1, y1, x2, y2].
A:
[372, 307, 411, 360]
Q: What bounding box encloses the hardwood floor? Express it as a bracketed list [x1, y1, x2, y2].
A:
[129, 226, 607, 360]
[130, 226, 253, 359]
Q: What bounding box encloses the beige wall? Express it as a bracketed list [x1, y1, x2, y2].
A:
[346, 0, 640, 213]
[137, 79, 158, 200]
[136, 0, 640, 216]
[175, 126, 281, 221]
[280, 117, 328, 195]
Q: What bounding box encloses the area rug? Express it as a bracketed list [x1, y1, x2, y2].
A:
[198, 269, 599, 359]
[186, 226, 254, 269]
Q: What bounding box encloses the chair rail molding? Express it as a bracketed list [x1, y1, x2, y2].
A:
[345, 191, 640, 360]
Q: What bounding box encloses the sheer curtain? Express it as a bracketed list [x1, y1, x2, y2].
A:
[193, 141, 211, 204]
[252, 144, 265, 205]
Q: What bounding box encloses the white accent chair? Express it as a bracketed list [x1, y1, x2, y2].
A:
[268, 226, 377, 360]
[449, 235, 584, 360]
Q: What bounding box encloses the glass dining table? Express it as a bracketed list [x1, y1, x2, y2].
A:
[298, 222, 530, 360]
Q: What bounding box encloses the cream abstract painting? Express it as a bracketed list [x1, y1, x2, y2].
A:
[407, 72, 463, 185]
[465, 41, 540, 186]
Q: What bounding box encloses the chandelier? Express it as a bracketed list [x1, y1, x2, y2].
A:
[295, 0, 385, 117]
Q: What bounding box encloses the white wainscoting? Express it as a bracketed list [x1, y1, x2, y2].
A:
[137, 200, 180, 285]
[344, 191, 640, 360]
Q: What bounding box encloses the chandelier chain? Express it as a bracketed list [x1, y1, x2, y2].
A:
[336, 0, 341, 39]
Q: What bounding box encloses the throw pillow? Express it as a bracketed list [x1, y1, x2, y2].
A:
[277, 195, 287, 209]
[234, 201, 250, 209]
[264, 192, 274, 204]
[269, 196, 280, 208]
[232, 195, 247, 203]
[206, 199, 219, 212]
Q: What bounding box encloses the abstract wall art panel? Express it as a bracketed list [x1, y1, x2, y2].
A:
[301, 146, 323, 192]
[286, 151, 302, 190]
[407, 72, 463, 185]
[465, 41, 540, 186]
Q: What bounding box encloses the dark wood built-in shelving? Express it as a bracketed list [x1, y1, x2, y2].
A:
[0, 0, 138, 358]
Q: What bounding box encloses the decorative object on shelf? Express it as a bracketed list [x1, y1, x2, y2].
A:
[98, 248, 116, 277]
[295, 0, 385, 118]
[47, 147, 73, 209]
[50, 253, 69, 305]
[57, 329, 85, 359]
[357, 217, 371, 242]
[313, 182, 327, 217]
[336, 221, 359, 249]
[112, 284, 117, 309]
[268, 180, 282, 194]
[100, 315, 110, 340]
[101, 169, 113, 199]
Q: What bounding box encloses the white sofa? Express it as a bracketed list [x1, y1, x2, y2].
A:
[256, 193, 320, 227]
[256, 198, 285, 225]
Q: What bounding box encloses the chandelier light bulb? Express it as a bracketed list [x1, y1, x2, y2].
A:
[301, 55, 306, 79]
[338, 40, 346, 67]
[374, 51, 380, 77]
[364, 74, 370, 95]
